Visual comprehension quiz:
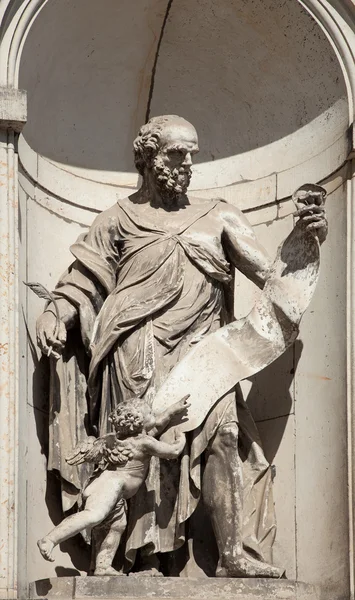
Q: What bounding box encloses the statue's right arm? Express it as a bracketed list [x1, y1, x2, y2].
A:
[36, 299, 76, 357]
[36, 204, 121, 357]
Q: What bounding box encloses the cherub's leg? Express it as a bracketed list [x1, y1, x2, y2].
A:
[37, 474, 123, 562]
[94, 500, 127, 576]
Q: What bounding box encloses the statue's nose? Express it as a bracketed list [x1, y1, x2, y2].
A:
[182, 152, 192, 167]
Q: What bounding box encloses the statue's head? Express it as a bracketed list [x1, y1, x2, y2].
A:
[133, 115, 199, 204]
[108, 399, 155, 436]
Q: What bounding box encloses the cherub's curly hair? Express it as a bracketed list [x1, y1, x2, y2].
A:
[108, 400, 147, 437]
[133, 115, 190, 176]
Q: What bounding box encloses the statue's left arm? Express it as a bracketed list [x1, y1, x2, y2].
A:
[219, 203, 272, 288]
[219, 197, 327, 287]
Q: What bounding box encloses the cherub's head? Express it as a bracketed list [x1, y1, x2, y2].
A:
[108, 400, 155, 437]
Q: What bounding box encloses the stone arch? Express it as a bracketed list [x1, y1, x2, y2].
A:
[0, 1, 354, 109]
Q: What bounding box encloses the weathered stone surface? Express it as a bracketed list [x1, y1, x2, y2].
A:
[276, 135, 348, 200]
[29, 576, 320, 600]
[0, 86, 27, 131]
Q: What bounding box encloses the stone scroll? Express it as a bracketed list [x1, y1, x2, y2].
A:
[152, 222, 320, 431]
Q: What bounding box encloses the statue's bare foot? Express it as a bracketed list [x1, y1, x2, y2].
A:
[216, 554, 285, 579]
[94, 566, 125, 576]
[37, 538, 55, 562]
[129, 567, 163, 578]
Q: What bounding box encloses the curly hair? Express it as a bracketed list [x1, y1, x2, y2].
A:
[133, 115, 191, 176]
[108, 400, 148, 437]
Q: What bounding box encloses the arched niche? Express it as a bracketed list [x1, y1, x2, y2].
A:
[18, 0, 348, 188]
[0, 0, 354, 598]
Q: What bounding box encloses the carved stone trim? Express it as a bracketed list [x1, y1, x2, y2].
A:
[0, 128, 20, 600]
[296, 4, 355, 598]
[0, 0, 48, 87]
[0, 87, 26, 132]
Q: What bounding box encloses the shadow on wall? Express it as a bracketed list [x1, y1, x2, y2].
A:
[246, 341, 303, 463]
[18, 0, 346, 171]
[25, 313, 91, 574]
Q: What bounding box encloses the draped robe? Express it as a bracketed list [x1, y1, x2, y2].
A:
[49, 198, 276, 569]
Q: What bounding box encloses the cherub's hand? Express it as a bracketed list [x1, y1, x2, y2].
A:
[169, 395, 191, 419]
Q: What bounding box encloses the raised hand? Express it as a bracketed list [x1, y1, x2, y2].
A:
[169, 394, 191, 418]
[293, 184, 328, 244]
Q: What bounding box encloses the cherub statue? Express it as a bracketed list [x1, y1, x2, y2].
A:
[37, 395, 190, 575]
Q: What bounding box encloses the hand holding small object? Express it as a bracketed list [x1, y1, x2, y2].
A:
[292, 183, 328, 244]
[24, 282, 66, 359]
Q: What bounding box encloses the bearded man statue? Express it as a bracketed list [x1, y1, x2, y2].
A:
[36, 115, 328, 578]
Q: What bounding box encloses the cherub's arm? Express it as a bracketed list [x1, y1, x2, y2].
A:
[142, 431, 186, 459]
[148, 395, 190, 438]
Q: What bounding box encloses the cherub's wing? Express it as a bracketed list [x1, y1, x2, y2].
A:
[66, 436, 97, 465]
[66, 435, 115, 466]
[106, 438, 135, 466]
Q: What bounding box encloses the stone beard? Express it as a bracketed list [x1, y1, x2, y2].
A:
[152, 154, 192, 203]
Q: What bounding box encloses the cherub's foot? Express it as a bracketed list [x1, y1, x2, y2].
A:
[216, 554, 285, 579]
[37, 538, 55, 562]
[94, 566, 125, 576]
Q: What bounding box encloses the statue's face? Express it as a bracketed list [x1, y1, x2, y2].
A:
[152, 122, 199, 204]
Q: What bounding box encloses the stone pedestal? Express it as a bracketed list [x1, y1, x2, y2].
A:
[29, 577, 320, 600]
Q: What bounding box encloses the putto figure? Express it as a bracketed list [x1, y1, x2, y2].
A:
[37, 397, 189, 575]
[36, 115, 327, 577]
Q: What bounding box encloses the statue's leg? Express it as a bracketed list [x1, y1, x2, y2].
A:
[94, 501, 127, 576]
[37, 479, 122, 562]
[203, 421, 243, 574]
[203, 421, 283, 578]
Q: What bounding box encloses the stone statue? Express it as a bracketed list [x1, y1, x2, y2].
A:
[37, 396, 189, 575]
[35, 115, 328, 578]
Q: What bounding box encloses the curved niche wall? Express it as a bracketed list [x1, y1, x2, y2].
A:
[18, 1, 350, 597]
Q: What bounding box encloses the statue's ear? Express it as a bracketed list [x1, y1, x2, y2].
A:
[143, 133, 161, 169]
[144, 149, 155, 170]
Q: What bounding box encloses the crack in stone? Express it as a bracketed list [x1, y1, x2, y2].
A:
[145, 0, 174, 123]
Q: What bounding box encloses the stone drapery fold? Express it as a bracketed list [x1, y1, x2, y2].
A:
[47, 198, 276, 568]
